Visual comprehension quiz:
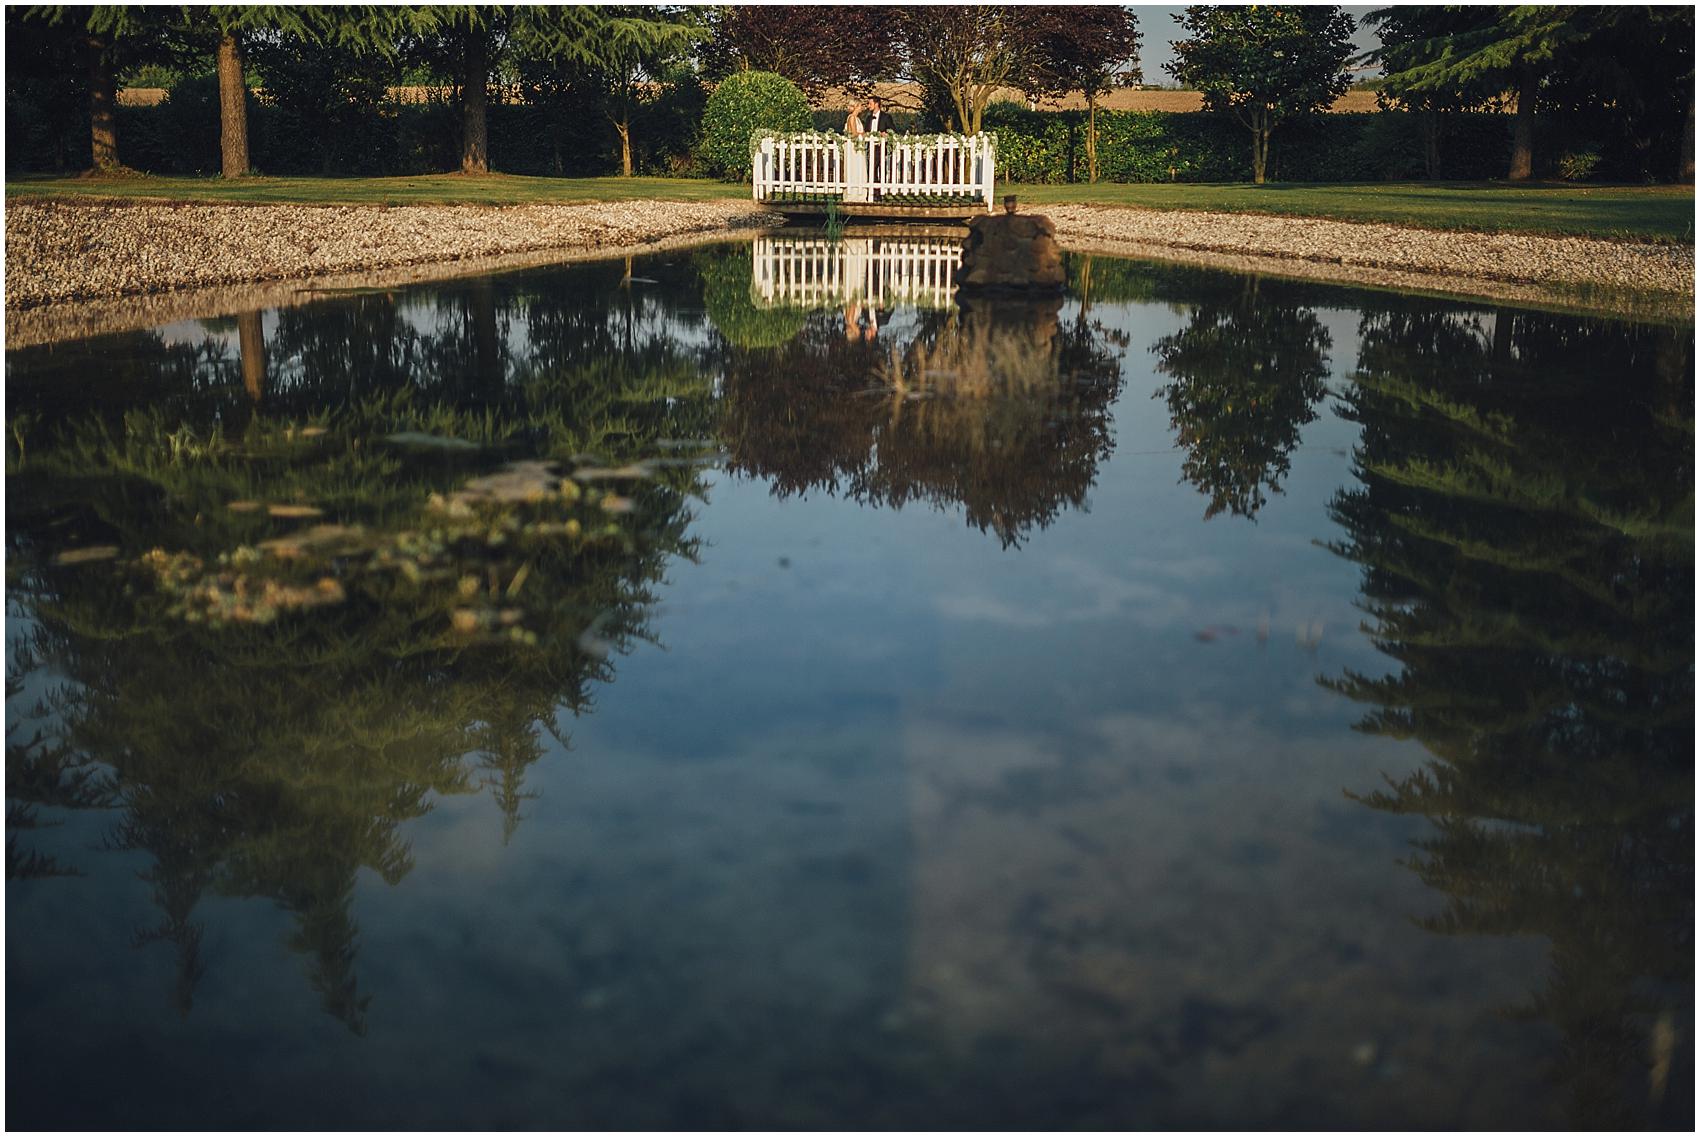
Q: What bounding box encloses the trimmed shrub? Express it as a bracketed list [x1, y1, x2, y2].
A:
[699, 70, 812, 180]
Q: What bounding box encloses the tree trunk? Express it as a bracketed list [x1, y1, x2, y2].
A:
[1420, 110, 1441, 179]
[86, 34, 120, 173]
[237, 310, 266, 403]
[1087, 94, 1099, 183]
[1679, 94, 1694, 185]
[1251, 118, 1268, 185]
[617, 120, 632, 177]
[472, 279, 499, 390]
[1508, 66, 1537, 181]
[460, 27, 489, 174]
[217, 33, 251, 178]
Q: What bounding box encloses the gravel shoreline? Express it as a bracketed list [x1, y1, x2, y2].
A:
[4, 197, 1691, 347]
[1044, 204, 1694, 298]
[5, 198, 783, 310]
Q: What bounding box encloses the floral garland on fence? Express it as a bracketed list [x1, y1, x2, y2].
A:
[749, 129, 999, 164]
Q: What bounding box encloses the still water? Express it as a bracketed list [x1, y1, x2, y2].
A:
[6, 235, 1693, 1129]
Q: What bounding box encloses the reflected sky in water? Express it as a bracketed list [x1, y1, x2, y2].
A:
[6, 237, 1692, 1129]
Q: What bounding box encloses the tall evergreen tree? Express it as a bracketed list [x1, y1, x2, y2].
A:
[1367, 6, 1694, 181]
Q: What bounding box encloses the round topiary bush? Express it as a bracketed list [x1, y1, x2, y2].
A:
[700, 70, 814, 181]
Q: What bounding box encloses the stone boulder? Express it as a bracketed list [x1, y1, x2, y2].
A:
[956, 211, 1065, 293]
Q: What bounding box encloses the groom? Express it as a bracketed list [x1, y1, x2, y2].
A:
[861, 96, 892, 200]
[860, 96, 891, 135]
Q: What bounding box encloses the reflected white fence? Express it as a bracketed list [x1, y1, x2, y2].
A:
[752, 131, 996, 212]
[751, 235, 963, 310]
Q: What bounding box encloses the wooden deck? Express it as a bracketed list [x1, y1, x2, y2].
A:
[764, 201, 988, 221]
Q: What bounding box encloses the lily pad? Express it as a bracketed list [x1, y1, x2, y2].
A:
[53, 546, 119, 566]
[383, 432, 482, 453]
[258, 524, 368, 560]
[450, 460, 564, 505]
[571, 463, 655, 482]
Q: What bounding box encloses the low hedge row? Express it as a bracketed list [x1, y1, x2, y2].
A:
[979, 103, 1518, 183]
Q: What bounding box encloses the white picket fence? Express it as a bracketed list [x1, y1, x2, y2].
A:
[752, 131, 996, 211]
[751, 235, 961, 309]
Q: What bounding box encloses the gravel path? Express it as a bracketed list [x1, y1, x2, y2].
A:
[1044, 204, 1694, 297]
[5, 198, 781, 309]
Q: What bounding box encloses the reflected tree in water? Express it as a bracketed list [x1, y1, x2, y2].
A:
[1323, 300, 1694, 1129]
[5, 283, 714, 1031]
[1152, 276, 1332, 520]
[712, 282, 1127, 548]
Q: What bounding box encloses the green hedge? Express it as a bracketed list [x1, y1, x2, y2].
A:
[0, 91, 1577, 185]
[981, 102, 1517, 183]
[10, 84, 701, 177]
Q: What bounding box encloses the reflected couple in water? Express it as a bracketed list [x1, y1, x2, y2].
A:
[715, 234, 1129, 548]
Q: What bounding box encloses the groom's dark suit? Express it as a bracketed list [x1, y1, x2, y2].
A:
[861, 107, 893, 134]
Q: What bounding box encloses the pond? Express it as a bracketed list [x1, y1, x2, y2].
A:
[6, 234, 1693, 1130]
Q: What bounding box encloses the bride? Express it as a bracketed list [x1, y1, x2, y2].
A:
[843, 100, 865, 136]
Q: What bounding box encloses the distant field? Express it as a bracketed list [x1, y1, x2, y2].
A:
[115, 84, 1391, 113]
[8, 174, 1688, 243]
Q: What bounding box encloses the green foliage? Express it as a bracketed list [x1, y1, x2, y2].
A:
[1368, 6, 1696, 181]
[4, 9, 90, 172]
[246, 25, 398, 176]
[1166, 5, 1356, 182]
[1166, 5, 1355, 119]
[699, 69, 813, 180]
[1556, 148, 1601, 182]
[982, 102, 1512, 184]
[696, 246, 809, 348]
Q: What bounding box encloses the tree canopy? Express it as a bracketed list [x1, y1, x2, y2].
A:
[1166, 5, 1356, 184]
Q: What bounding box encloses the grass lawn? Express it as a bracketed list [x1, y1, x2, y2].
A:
[4, 172, 749, 206]
[1009, 181, 1696, 243]
[7, 172, 1692, 243]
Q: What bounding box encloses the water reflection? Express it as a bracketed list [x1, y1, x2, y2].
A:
[5, 241, 1694, 1128]
[1154, 274, 1333, 521]
[7, 287, 713, 1029]
[716, 293, 1127, 547]
[1323, 300, 1695, 1128]
[751, 232, 963, 312]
